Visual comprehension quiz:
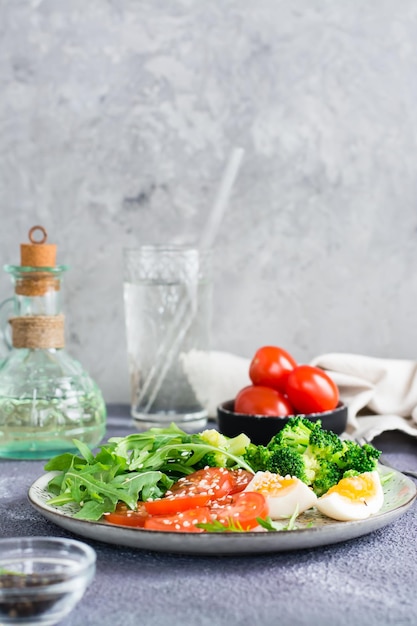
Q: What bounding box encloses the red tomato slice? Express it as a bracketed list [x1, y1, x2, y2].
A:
[168, 467, 233, 501]
[104, 502, 149, 528]
[210, 491, 268, 530]
[144, 507, 212, 533]
[144, 493, 211, 516]
[249, 345, 297, 393]
[235, 385, 294, 417]
[286, 365, 339, 414]
[227, 469, 254, 494]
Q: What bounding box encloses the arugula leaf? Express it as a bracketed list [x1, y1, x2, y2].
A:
[73, 439, 96, 464]
[72, 500, 108, 521]
[256, 516, 280, 532]
[44, 424, 254, 520]
[44, 452, 86, 472]
[256, 508, 300, 532]
[282, 505, 299, 531]
[48, 470, 170, 520]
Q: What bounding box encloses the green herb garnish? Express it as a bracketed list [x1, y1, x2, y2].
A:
[44, 424, 254, 521]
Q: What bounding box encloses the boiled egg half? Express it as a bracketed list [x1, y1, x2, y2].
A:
[315, 471, 384, 521]
[244, 471, 317, 519]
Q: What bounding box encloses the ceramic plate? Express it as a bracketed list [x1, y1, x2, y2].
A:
[28, 467, 416, 556]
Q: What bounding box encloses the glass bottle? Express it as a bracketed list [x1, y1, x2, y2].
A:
[0, 226, 106, 459]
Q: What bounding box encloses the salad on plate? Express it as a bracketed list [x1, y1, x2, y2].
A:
[43, 417, 387, 533]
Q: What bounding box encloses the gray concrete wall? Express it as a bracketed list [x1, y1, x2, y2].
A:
[1, 0, 417, 402]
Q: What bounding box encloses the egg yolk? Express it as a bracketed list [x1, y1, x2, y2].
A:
[325, 473, 377, 501]
[250, 473, 299, 496]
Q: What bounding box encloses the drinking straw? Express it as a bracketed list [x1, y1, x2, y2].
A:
[138, 147, 245, 413]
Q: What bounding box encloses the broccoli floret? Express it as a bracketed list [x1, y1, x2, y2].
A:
[342, 469, 361, 479]
[242, 418, 382, 496]
[266, 418, 332, 490]
[309, 427, 344, 460]
[268, 417, 321, 454]
[336, 440, 381, 474]
[200, 429, 228, 451]
[226, 432, 251, 457]
[313, 462, 343, 497]
[195, 430, 252, 470]
[265, 447, 312, 484]
[243, 443, 270, 472]
[193, 452, 222, 470]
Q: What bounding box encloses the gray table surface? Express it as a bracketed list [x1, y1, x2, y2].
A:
[1, 404, 417, 626]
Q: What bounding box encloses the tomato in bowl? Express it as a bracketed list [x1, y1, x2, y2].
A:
[218, 345, 347, 445]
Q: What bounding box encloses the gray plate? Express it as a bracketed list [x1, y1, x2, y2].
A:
[28, 467, 416, 556]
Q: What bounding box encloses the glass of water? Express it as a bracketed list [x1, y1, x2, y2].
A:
[123, 245, 212, 431]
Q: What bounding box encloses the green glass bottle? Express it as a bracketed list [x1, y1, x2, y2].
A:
[0, 226, 106, 459]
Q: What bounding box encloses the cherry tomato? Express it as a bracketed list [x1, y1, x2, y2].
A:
[104, 502, 149, 528]
[234, 385, 294, 417]
[168, 467, 233, 500]
[227, 469, 254, 494]
[249, 346, 297, 393]
[144, 493, 211, 516]
[286, 365, 339, 414]
[143, 507, 211, 533]
[210, 491, 268, 530]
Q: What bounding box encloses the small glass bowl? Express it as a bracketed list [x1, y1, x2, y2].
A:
[0, 536, 96, 625]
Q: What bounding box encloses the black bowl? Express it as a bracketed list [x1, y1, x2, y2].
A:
[217, 400, 348, 446]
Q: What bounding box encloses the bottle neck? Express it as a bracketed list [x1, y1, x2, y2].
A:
[13, 289, 63, 317]
[4, 265, 68, 317]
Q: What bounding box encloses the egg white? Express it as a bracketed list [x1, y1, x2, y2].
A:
[244, 471, 317, 519]
[315, 470, 384, 521]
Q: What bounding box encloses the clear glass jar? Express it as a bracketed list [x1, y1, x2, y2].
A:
[0, 264, 106, 459]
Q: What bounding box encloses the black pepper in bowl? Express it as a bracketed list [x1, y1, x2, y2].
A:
[0, 572, 67, 619]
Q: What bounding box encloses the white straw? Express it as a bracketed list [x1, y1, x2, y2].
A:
[137, 147, 245, 412]
[199, 147, 245, 249]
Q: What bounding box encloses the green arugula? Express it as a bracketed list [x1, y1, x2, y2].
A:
[257, 506, 301, 532]
[44, 423, 254, 521]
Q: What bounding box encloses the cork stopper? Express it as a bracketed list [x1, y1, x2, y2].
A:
[15, 226, 59, 297]
[20, 225, 57, 267]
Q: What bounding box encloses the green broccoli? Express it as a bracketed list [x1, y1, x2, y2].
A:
[268, 416, 319, 454]
[243, 443, 270, 472]
[242, 416, 382, 497]
[312, 462, 343, 497]
[265, 447, 313, 484]
[309, 426, 344, 460]
[194, 430, 251, 470]
[335, 440, 381, 474]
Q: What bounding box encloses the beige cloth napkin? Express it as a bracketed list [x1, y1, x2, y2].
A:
[310, 353, 417, 441]
[181, 350, 417, 442]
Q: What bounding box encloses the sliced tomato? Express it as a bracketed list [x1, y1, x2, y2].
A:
[144, 507, 212, 533]
[144, 493, 211, 515]
[168, 467, 233, 501]
[210, 491, 268, 530]
[227, 469, 254, 494]
[104, 502, 149, 528]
